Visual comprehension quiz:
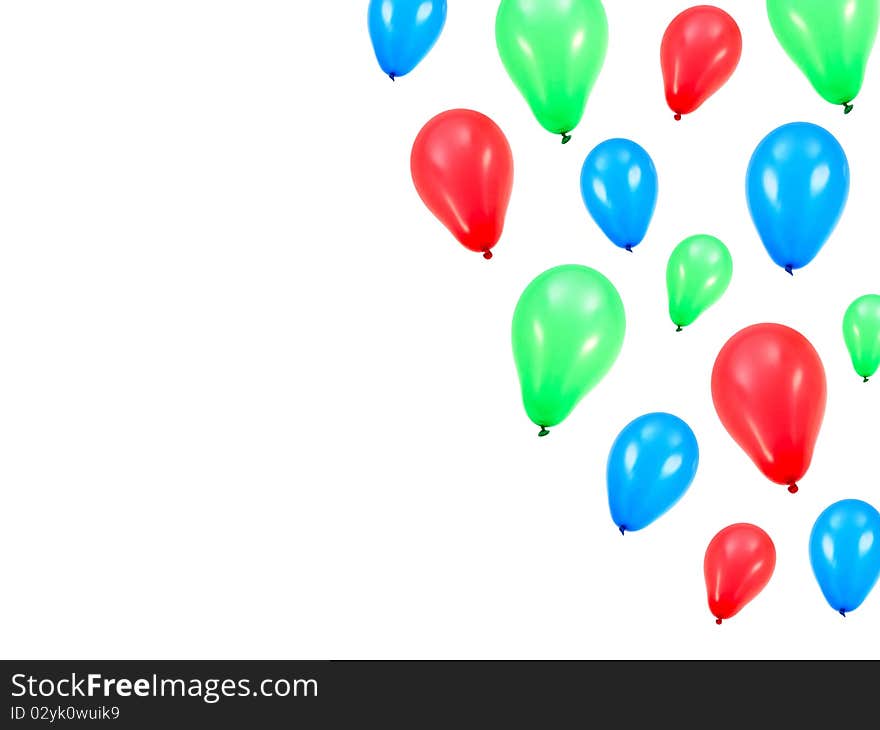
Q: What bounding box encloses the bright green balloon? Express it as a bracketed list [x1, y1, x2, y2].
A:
[496, 0, 608, 143]
[512, 265, 625, 436]
[767, 0, 880, 112]
[843, 294, 880, 382]
[666, 235, 732, 332]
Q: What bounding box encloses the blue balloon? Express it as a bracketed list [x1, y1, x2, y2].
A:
[580, 138, 658, 252]
[746, 122, 849, 274]
[607, 413, 699, 534]
[368, 0, 447, 80]
[809, 499, 880, 617]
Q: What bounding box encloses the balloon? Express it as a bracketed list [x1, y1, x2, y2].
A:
[580, 139, 658, 253]
[704, 524, 776, 624]
[410, 109, 514, 259]
[660, 6, 742, 120]
[810, 500, 880, 617]
[495, 0, 608, 143]
[767, 0, 880, 113]
[746, 122, 849, 274]
[512, 265, 625, 436]
[666, 234, 732, 332]
[711, 323, 826, 494]
[607, 413, 699, 534]
[367, 0, 447, 80]
[843, 295, 880, 382]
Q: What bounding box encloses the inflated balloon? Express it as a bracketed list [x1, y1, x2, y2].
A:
[496, 0, 608, 143]
[607, 413, 699, 534]
[704, 523, 776, 625]
[512, 265, 625, 436]
[843, 295, 880, 382]
[711, 323, 826, 494]
[411, 109, 514, 259]
[666, 235, 732, 332]
[660, 6, 742, 120]
[368, 0, 447, 80]
[580, 139, 658, 252]
[810, 499, 880, 617]
[746, 122, 849, 274]
[767, 0, 880, 113]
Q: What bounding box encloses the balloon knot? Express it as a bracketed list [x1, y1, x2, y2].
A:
[839, 609, 847, 617]
[844, 103, 853, 114]
[624, 244, 633, 253]
[864, 376, 870, 383]
[715, 618, 722, 625]
[561, 133, 572, 145]
[788, 483, 799, 494]
[676, 325, 683, 333]
[482, 250, 493, 260]
[619, 526, 626, 536]
[674, 113, 682, 121]
[388, 73, 396, 82]
[538, 426, 550, 438]
[785, 264, 794, 276]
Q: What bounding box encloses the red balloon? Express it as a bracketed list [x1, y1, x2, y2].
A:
[411, 109, 514, 259]
[704, 523, 776, 624]
[711, 323, 826, 494]
[660, 5, 742, 120]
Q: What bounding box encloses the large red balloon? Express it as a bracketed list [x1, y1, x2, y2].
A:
[711, 323, 826, 494]
[704, 523, 776, 624]
[660, 5, 742, 120]
[410, 109, 514, 259]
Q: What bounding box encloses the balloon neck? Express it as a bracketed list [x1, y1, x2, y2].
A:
[674, 113, 682, 121]
[787, 483, 799, 494]
[715, 618, 722, 625]
[844, 103, 853, 114]
[839, 609, 847, 617]
[675, 325, 683, 333]
[388, 72, 396, 82]
[785, 264, 794, 276]
[482, 250, 493, 260]
[864, 376, 870, 383]
[624, 244, 633, 253]
[538, 426, 550, 438]
[561, 133, 572, 145]
[618, 525, 626, 536]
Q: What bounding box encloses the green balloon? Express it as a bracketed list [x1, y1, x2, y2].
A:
[843, 294, 880, 382]
[496, 0, 608, 143]
[666, 235, 732, 332]
[512, 265, 625, 436]
[767, 0, 880, 112]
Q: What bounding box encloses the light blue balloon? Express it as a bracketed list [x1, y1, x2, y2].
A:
[809, 499, 880, 617]
[746, 122, 849, 274]
[368, 0, 447, 80]
[607, 412, 699, 534]
[580, 138, 658, 252]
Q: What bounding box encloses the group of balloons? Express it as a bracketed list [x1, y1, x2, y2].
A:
[369, 1, 880, 624]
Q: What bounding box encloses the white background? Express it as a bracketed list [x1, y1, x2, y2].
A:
[1, 1, 879, 660]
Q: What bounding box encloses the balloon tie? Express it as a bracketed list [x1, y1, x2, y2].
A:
[864, 376, 870, 383]
[839, 609, 847, 617]
[538, 426, 550, 438]
[785, 264, 793, 276]
[625, 244, 633, 253]
[676, 325, 683, 333]
[619, 526, 626, 536]
[715, 618, 722, 625]
[844, 103, 853, 114]
[788, 483, 799, 494]
[674, 113, 682, 121]
[388, 72, 396, 82]
[561, 133, 572, 145]
[482, 250, 493, 260]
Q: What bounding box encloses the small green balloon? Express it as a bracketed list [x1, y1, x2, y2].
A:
[767, 0, 880, 111]
[495, 0, 608, 143]
[666, 235, 732, 332]
[512, 265, 625, 435]
[843, 294, 880, 382]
